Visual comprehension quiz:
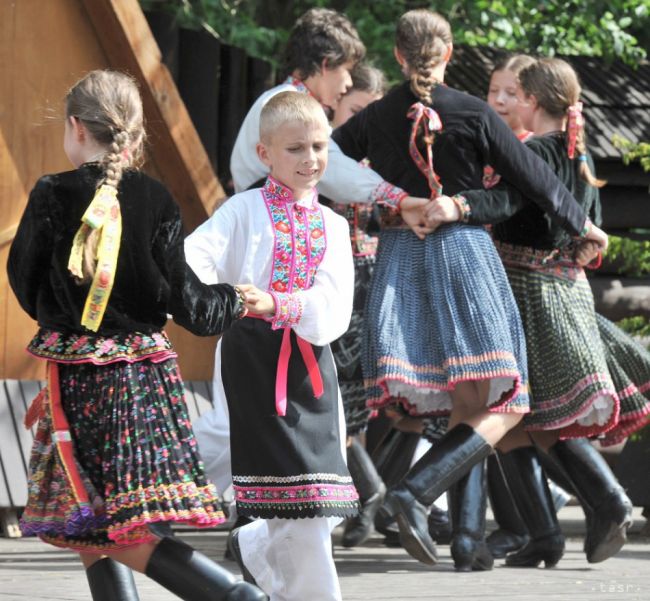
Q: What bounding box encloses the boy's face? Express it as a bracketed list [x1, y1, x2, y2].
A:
[310, 60, 354, 112]
[257, 119, 329, 199]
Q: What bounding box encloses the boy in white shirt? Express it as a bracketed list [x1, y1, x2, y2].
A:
[186, 92, 357, 601]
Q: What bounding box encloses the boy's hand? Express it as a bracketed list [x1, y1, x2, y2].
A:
[400, 196, 436, 240]
[236, 284, 276, 316]
[574, 241, 601, 267]
[423, 195, 459, 228]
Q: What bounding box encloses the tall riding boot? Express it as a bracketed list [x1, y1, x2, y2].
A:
[486, 453, 530, 558]
[342, 438, 387, 547]
[373, 429, 421, 544]
[145, 537, 268, 601]
[499, 446, 565, 568]
[549, 439, 633, 563]
[86, 558, 140, 601]
[382, 423, 492, 565]
[449, 458, 494, 572]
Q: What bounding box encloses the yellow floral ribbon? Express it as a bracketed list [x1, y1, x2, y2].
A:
[67, 184, 121, 331]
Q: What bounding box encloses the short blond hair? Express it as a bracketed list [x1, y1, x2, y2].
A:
[259, 91, 328, 143]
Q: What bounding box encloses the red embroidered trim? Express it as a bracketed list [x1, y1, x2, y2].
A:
[371, 181, 408, 210]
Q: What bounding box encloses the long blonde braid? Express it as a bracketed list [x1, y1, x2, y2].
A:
[65, 70, 145, 282]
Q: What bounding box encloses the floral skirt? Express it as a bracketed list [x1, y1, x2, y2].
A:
[498, 242, 619, 438]
[363, 225, 529, 417]
[20, 359, 225, 553]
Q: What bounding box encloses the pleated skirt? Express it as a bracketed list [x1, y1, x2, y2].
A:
[498, 242, 620, 438]
[596, 314, 650, 445]
[20, 358, 225, 552]
[363, 224, 529, 417]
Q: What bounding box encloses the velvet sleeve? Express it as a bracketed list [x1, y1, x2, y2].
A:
[152, 196, 243, 336]
[471, 108, 587, 235]
[7, 177, 55, 320]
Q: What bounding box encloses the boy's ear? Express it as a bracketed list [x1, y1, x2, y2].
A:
[256, 141, 272, 167]
[320, 58, 329, 73]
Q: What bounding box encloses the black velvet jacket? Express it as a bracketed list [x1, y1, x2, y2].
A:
[332, 82, 587, 237]
[8, 164, 240, 337]
[461, 134, 602, 250]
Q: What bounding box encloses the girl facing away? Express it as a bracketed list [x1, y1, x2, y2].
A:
[332, 8, 608, 570]
[428, 57, 645, 566]
[7, 70, 266, 601]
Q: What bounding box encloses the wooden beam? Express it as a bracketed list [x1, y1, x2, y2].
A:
[80, 0, 224, 231]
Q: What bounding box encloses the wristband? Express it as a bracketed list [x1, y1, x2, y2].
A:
[452, 194, 471, 223]
[233, 286, 248, 320]
[579, 218, 592, 239]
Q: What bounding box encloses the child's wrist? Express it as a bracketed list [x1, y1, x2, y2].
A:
[233, 286, 248, 320]
[579, 218, 592, 239]
[451, 194, 471, 223]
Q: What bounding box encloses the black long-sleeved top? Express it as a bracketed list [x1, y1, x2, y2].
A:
[461, 133, 601, 250]
[332, 81, 586, 236]
[8, 164, 240, 338]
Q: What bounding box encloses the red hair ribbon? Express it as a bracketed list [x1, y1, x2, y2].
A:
[567, 101, 584, 159]
[407, 102, 443, 198]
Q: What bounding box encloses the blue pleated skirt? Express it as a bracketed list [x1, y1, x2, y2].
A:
[363, 224, 529, 417]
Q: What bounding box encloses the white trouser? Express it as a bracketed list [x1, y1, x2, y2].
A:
[238, 517, 343, 601]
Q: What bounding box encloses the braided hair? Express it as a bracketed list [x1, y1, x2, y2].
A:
[518, 59, 605, 188]
[396, 10, 452, 106]
[65, 70, 146, 281]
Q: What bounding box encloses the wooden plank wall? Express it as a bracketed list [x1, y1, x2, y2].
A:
[0, 0, 221, 381]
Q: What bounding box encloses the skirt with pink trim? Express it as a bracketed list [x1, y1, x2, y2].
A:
[363, 225, 530, 417]
[497, 242, 619, 438]
[595, 314, 650, 446]
[19, 356, 225, 553]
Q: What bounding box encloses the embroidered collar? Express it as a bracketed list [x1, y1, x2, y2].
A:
[263, 176, 318, 209]
[283, 76, 311, 95]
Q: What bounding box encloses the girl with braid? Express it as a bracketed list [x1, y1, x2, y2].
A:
[332, 9, 608, 570]
[8, 70, 266, 601]
[427, 57, 645, 567]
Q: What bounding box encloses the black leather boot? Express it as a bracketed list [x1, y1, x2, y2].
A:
[382, 424, 492, 565]
[499, 447, 565, 568]
[342, 438, 387, 547]
[428, 504, 452, 545]
[549, 439, 633, 563]
[145, 537, 267, 600]
[86, 558, 140, 601]
[486, 453, 530, 558]
[449, 458, 494, 572]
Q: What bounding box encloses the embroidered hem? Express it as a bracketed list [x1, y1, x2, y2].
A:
[371, 181, 408, 211]
[365, 352, 529, 417]
[233, 480, 359, 519]
[28, 329, 176, 365]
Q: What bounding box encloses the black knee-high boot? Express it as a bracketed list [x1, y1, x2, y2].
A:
[342, 438, 387, 547]
[486, 453, 530, 558]
[145, 537, 267, 601]
[86, 558, 141, 601]
[499, 446, 565, 568]
[548, 439, 633, 563]
[382, 423, 492, 565]
[449, 458, 494, 572]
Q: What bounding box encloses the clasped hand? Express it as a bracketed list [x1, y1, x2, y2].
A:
[400, 195, 459, 239]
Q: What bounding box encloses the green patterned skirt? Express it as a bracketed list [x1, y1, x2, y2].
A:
[498, 242, 619, 438]
[596, 314, 650, 445]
